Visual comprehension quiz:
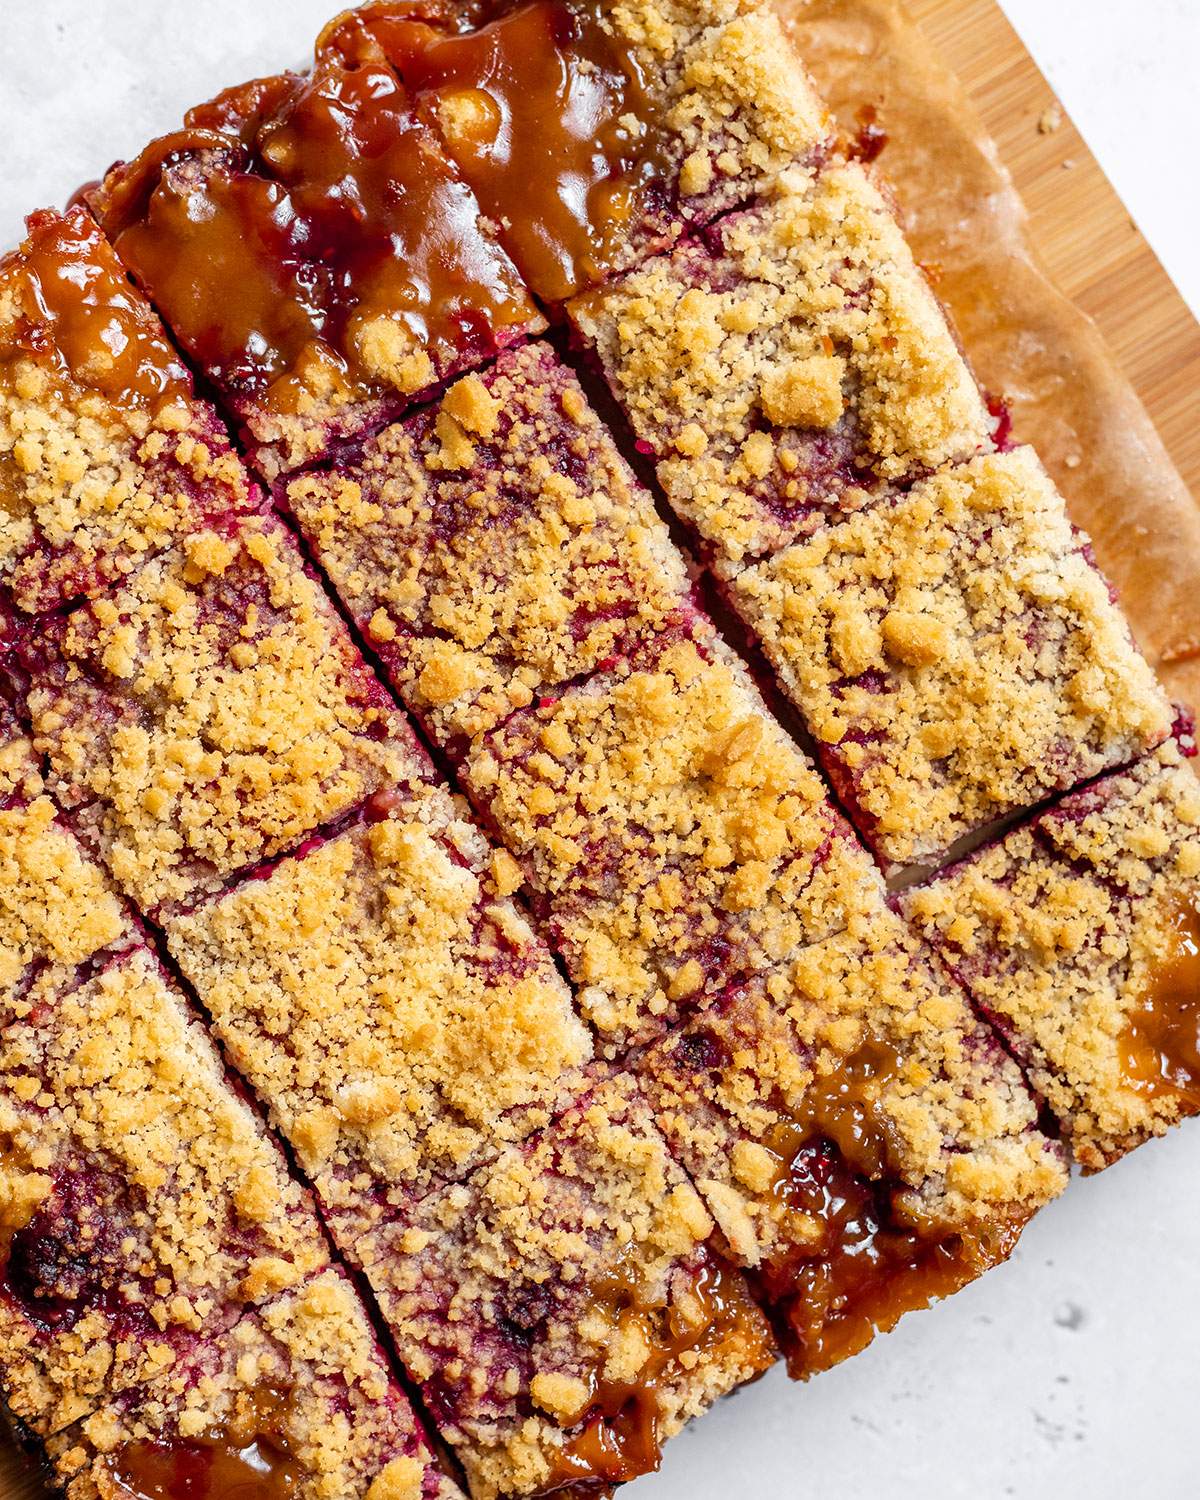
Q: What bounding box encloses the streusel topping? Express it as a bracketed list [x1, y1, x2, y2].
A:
[466, 633, 881, 1048]
[363, 1073, 774, 1498]
[0, 948, 328, 1434]
[727, 448, 1173, 867]
[286, 344, 695, 759]
[905, 739, 1200, 1168]
[167, 789, 591, 1235]
[24, 513, 422, 914]
[571, 161, 992, 558]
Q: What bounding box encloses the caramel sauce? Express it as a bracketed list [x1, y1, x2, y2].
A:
[1119, 898, 1200, 1110]
[753, 1036, 1019, 1377]
[1, 207, 189, 411]
[319, 0, 673, 301]
[848, 104, 888, 164]
[106, 1388, 300, 1500]
[92, 53, 535, 415]
[540, 1258, 773, 1492]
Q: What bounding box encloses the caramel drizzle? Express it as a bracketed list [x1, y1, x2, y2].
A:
[541, 1257, 773, 1491]
[758, 1036, 1021, 1378]
[105, 1387, 301, 1500]
[1, 208, 190, 412]
[318, 0, 673, 301]
[1120, 896, 1200, 1110]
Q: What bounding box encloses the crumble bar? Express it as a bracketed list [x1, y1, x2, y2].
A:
[904, 735, 1200, 1169]
[46, 1267, 461, 1500]
[0, 207, 257, 617]
[166, 781, 593, 1244]
[88, 49, 542, 479]
[638, 904, 1067, 1376]
[0, 947, 329, 1436]
[723, 448, 1173, 870]
[319, 0, 832, 301]
[464, 630, 882, 1053]
[361, 1073, 775, 1498]
[285, 342, 698, 762]
[570, 160, 993, 560]
[21, 512, 423, 917]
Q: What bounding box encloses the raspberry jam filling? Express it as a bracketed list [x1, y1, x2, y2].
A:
[543, 1256, 773, 1492]
[1, 208, 189, 410]
[104, 1388, 300, 1500]
[319, 0, 672, 301]
[753, 1038, 1018, 1377]
[92, 55, 534, 417]
[1119, 897, 1200, 1109]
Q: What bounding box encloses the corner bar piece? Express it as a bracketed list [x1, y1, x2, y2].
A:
[463, 630, 882, 1055]
[166, 780, 593, 1244]
[639, 905, 1067, 1377]
[46, 1267, 461, 1500]
[361, 1074, 775, 1498]
[570, 161, 993, 561]
[88, 50, 542, 479]
[0, 207, 257, 617]
[723, 449, 1174, 871]
[285, 341, 699, 763]
[903, 735, 1200, 1169]
[319, 0, 832, 301]
[0, 946, 330, 1437]
[21, 511, 424, 917]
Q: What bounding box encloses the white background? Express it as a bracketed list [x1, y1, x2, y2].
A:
[1, 4, 1198, 1497]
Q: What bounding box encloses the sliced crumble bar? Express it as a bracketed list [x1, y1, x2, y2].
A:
[0, 207, 257, 617]
[464, 631, 882, 1053]
[21, 512, 423, 917]
[903, 736, 1200, 1169]
[638, 904, 1067, 1377]
[570, 160, 993, 561]
[285, 342, 698, 762]
[88, 49, 542, 479]
[361, 1073, 775, 1498]
[319, 0, 832, 301]
[46, 1267, 460, 1500]
[166, 780, 592, 1244]
[723, 449, 1174, 870]
[0, 946, 330, 1436]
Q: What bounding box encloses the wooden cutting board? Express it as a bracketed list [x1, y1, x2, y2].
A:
[3, 2, 1197, 1496]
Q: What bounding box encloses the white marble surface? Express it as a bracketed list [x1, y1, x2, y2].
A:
[0, 4, 1197, 1497]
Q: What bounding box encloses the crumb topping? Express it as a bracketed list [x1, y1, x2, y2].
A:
[0, 701, 43, 807]
[286, 343, 695, 759]
[465, 633, 881, 1050]
[0, 207, 255, 615]
[642, 903, 1066, 1276]
[904, 739, 1200, 1167]
[726, 448, 1173, 867]
[47, 1268, 458, 1500]
[571, 161, 992, 559]
[23, 513, 423, 914]
[0, 796, 131, 1023]
[0, 948, 329, 1436]
[166, 785, 591, 1237]
[361, 1073, 773, 1498]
